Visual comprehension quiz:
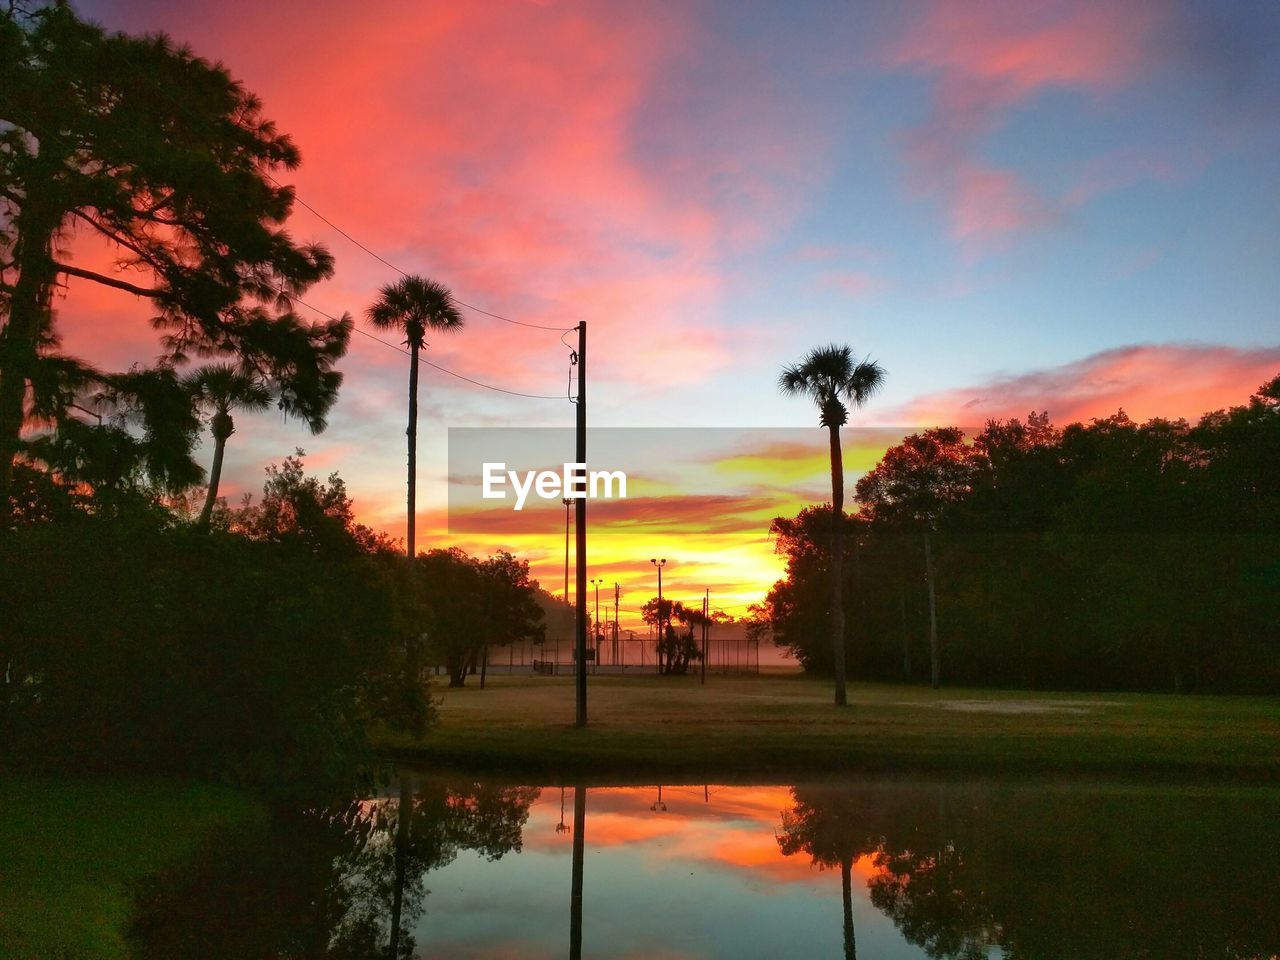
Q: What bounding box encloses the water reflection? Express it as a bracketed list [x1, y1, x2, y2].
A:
[130, 778, 1280, 959]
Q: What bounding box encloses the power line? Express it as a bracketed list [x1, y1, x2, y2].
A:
[265, 173, 576, 332]
[13, 90, 571, 335]
[291, 295, 567, 400]
[11, 101, 576, 395]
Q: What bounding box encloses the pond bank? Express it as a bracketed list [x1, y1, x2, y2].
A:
[374, 674, 1280, 783]
[0, 777, 262, 960]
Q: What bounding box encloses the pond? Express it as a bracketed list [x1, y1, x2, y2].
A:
[129, 775, 1280, 959]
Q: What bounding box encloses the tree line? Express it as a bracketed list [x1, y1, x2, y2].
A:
[759, 376, 1280, 694]
[0, 4, 553, 795]
[0, 453, 547, 797]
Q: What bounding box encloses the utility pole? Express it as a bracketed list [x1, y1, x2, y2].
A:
[613, 583, 620, 665]
[590, 578, 601, 674]
[562, 497, 571, 603]
[574, 321, 588, 726]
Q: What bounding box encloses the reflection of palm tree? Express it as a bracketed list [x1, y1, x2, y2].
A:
[780, 345, 885, 706]
[388, 774, 414, 960]
[778, 787, 882, 960]
[841, 854, 856, 960]
[366, 276, 463, 560]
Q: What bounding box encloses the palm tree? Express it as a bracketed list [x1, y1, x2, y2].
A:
[186, 364, 273, 527]
[366, 276, 463, 560]
[780, 345, 885, 706]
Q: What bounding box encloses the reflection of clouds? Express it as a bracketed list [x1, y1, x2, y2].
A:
[519, 785, 848, 887]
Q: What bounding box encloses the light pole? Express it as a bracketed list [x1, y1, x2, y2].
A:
[649, 784, 667, 812]
[650, 558, 666, 674]
[590, 578, 602, 670]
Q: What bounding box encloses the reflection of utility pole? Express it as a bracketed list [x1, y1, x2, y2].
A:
[649, 785, 667, 812]
[569, 785, 587, 960]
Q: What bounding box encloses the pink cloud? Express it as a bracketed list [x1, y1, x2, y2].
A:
[818, 270, 885, 300]
[892, 0, 1165, 248]
[56, 1, 831, 403]
[892, 343, 1280, 426]
[950, 164, 1061, 241]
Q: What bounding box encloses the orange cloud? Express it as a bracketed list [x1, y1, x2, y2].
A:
[892, 343, 1280, 427]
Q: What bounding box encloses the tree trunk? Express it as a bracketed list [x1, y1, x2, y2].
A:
[829, 424, 848, 707]
[924, 530, 940, 689]
[406, 341, 420, 561]
[841, 855, 857, 960]
[479, 644, 488, 689]
[900, 581, 911, 682]
[447, 652, 467, 687]
[197, 410, 233, 528]
[0, 193, 60, 525]
[387, 773, 414, 959]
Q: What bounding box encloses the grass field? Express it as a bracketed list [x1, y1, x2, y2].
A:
[0, 777, 261, 960]
[377, 673, 1280, 782]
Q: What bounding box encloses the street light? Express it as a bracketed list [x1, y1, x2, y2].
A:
[650, 558, 666, 674]
[589, 578, 602, 667]
[649, 784, 667, 812]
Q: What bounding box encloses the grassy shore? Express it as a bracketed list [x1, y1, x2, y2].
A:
[0, 777, 261, 960]
[376, 673, 1280, 782]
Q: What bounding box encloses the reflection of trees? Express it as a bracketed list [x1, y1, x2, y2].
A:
[868, 843, 995, 960]
[128, 778, 539, 959]
[778, 783, 1280, 960]
[777, 786, 885, 959]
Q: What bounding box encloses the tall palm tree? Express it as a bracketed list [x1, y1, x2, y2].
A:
[780, 345, 885, 706]
[186, 364, 273, 527]
[366, 276, 463, 560]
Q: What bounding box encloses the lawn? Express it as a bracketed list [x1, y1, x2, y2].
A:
[377, 672, 1280, 782]
[0, 777, 261, 960]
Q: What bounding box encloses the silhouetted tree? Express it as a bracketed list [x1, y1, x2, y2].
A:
[478, 551, 546, 686]
[855, 428, 983, 688]
[0, 4, 349, 520]
[763, 375, 1280, 693]
[640, 597, 703, 674]
[780, 344, 885, 705]
[365, 276, 462, 560]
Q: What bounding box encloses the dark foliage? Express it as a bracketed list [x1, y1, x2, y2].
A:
[1, 2, 350, 520]
[778, 782, 1280, 960]
[0, 455, 431, 801]
[762, 377, 1280, 693]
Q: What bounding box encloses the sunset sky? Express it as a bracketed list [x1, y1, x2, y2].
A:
[59, 0, 1280, 619]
